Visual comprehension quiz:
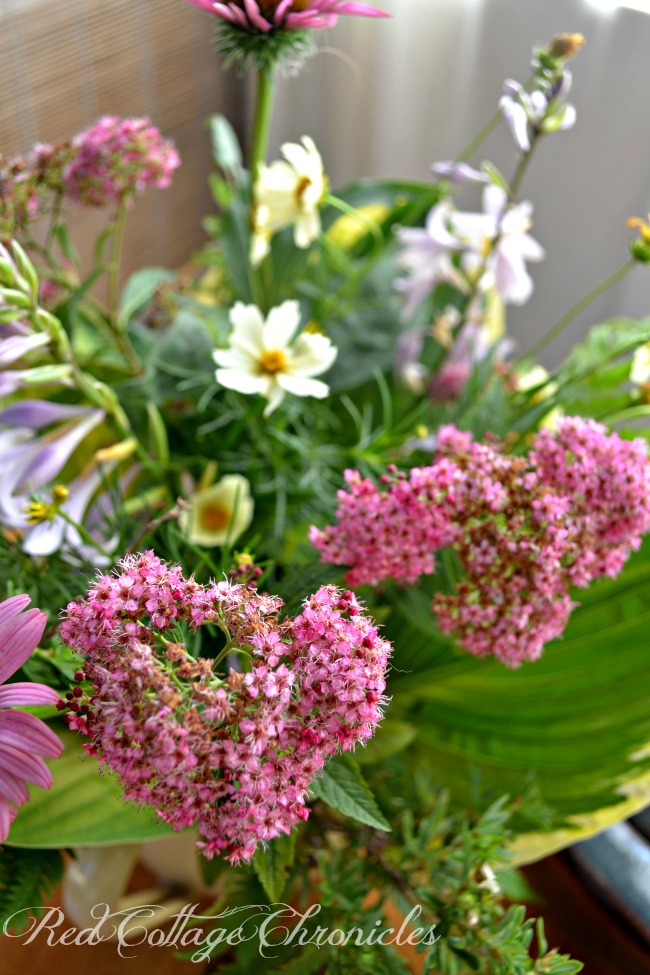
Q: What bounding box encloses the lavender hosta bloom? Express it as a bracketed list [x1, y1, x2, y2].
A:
[0, 331, 50, 366]
[394, 201, 467, 320]
[395, 186, 543, 315]
[432, 161, 489, 185]
[185, 0, 388, 32]
[500, 75, 576, 154]
[0, 403, 104, 528]
[22, 463, 119, 563]
[452, 185, 545, 306]
[0, 594, 63, 841]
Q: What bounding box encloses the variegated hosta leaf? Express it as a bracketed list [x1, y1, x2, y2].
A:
[6, 729, 171, 848]
[384, 538, 650, 862]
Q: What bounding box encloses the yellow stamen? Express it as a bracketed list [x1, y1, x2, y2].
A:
[259, 349, 287, 374]
[294, 175, 312, 207]
[52, 484, 69, 504]
[23, 501, 51, 525]
[627, 215, 650, 245]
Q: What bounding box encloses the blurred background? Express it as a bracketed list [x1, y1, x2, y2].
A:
[269, 0, 650, 367]
[3, 0, 650, 367]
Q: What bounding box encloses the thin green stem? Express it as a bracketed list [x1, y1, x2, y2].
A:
[525, 260, 636, 360]
[249, 66, 275, 175]
[325, 193, 384, 250]
[456, 108, 505, 164]
[508, 147, 535, 201]
[58, 510, 112, 559]
[107, 198, 128, 328]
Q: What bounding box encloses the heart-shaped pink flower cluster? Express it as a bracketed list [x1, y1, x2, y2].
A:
[60, 552, 390, 863]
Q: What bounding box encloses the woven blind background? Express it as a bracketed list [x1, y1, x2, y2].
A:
[0, 0, 244, 274]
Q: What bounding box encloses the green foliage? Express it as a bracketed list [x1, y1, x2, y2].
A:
[381, 536, 650, 830]
[310, 754, 391, 832]
[0, 847, 63, 934]
[118, 267, 176, 331]
[251, 831, 298, 902]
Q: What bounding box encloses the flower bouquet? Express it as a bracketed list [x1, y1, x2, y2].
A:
[2, 2, 650, 971]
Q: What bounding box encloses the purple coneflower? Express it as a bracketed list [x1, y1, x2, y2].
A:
[186, 0, 388, 32]
[0, 595, 63, 841]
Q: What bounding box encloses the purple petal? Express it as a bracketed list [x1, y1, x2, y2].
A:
[500, 97, 530, 153]
[0, 682, 61, 707]
[432, 161, 488, 185]
[0, 767, 30, 806]
[0, 400, 91, 429]
[16, 408, 104, 492]
[243, 0, 272, 30]
[0, 742, 53, 789]
[0, 796, 12, 843]
[0, 594, 32, 629]
[0, 333, 50, 366]
[0, 711, 63, 756]
[0, 608, 47, 684]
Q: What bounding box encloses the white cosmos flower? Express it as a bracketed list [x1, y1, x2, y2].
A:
[250, 136, 326, 267]
[631, 343, 650, 386]
[213, 300, 337, 416]
[179, 474, 254, 548]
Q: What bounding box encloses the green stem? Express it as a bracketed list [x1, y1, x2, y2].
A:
[456, 107, 505, 164]
[249, 66, 276, 175]
[525, 259, 636, 360]
[58, 510, 112, 559]
[508, 147, 534, 201]
[107, 199, 128, 328]
[455, 72, 536, 164]
[325, 193, 384, 250]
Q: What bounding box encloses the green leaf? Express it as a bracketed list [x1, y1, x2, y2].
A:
[118, 267, 175, 330]
[250, 831, 297, 903]
[53, 223, 80, 264]
[385, 537, 650, 859]
[310, 754, 391, 831]
[6, 729, 173, 847]
[209, 114, 244, 181]
[356, 719, 417, 765]
[556, 317, 650, 387]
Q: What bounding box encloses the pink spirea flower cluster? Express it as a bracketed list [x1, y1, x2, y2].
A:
[310, 417, 650, 667]
[63, 117, 180, 208]
[60, 552, 390, 863]
[186, 0, 388, 33]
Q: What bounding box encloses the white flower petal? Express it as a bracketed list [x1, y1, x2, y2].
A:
[289, 332, 337, 376]
[262, 382, 286, 417]
[228, 303, 266, 357]
[212, 347, 258, 370]
[215, 368, 268, 394]
[294, 210, 321, 249]
[263, 300, 301, 349]
[277, 374, 330, 399]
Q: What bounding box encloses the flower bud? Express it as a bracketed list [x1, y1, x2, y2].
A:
[548, 33, 585, 60]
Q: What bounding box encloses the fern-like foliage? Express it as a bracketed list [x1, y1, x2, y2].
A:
[0, 847, 64, 935]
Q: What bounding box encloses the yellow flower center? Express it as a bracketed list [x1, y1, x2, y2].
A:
[199, 503, 231, 532]
[259, 349, 288, 374]
[294, 175, 313, 207]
